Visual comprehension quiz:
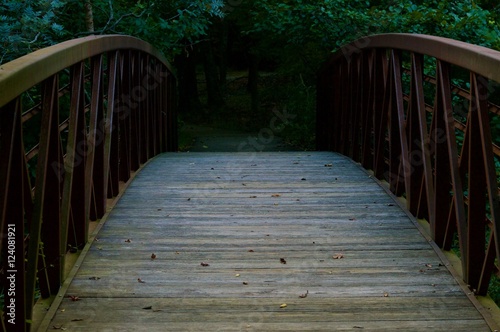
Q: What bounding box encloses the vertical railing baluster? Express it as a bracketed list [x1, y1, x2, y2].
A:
[361, 50, 374, 168]
[0, 98, 28, 331]
[37, 75, 64, 298]
[472, 73, 500, 293]
[64, 62, 89, 251]
[87, 54, 106, 220]
[373, 50, 388, 179]
[387, 50, 408, 195]
[129, 51, 141, 170]
[433, 60, 467, 272]
[104, 51, 120, 198]
[466, 73, 488, 289]
[119, 51, 132, 183]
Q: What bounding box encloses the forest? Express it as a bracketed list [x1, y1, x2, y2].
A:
[2, 0, 500, 149]
[3, 0, 500, 315]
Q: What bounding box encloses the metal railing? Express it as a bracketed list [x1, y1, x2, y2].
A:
[0, 35, 177, 331]
[317, 33, 500, 297]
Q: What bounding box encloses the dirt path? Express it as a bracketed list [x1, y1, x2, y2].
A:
[179, 124, 297, 152]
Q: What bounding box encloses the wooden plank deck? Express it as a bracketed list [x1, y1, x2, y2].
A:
[41, 152, 492, 331]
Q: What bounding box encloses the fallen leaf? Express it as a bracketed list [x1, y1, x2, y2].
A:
[425, 264, 433, 268]
[349, 218, 356, 221]
[301, 178, 307, 181]
[248, 250, 254, 252]
[235, 274, 241, 277]
[151, 253, 157, 260]
[271, 194, 281, 197]
[333, 253, 344, 259]
[383, 292, 389, 297]
[52, 326, 66, 330]
[60, 309, 65, 313]
[203, 145, 209, 149]
[138, 278, 146, 283]
[280, 258, 287, 264]
[242, 281, 249, 285]
[250, 196, 257, 198]
[175, 251, 180, 255]
[187, 198, 191, 201]
[71, 319, 83, 322]
[125, 239, 131, 243]
[280, 303, 287, 308]
[324, 164, 333, 167]
[157, 208, 162, 211]
[387, 203, 395, 206]
[69, 295, 80, 302]
[201, 262, 210, 267]
[299, 290, 309, 298]
[143, 306, 152, 310]
[88, 277, 100, 280]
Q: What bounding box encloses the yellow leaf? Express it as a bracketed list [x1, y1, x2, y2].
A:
[280, 303, 287, 308]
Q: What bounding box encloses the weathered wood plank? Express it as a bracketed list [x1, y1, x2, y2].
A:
[42, 152, 492, 331]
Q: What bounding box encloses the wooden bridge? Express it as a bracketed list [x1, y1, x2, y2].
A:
[1, 34, 500, 331]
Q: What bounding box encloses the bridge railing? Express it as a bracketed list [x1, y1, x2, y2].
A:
[317, 33, 500, 297]
[0, 35, 176, 331]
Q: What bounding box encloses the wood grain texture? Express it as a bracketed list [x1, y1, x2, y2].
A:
[44, 152, 491, 331]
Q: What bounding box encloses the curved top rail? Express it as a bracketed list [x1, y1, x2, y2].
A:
[326, 33, 500, 82]
[0, 34, 172, 108]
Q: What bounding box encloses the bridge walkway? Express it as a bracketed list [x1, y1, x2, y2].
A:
[39, 152, 491, 331]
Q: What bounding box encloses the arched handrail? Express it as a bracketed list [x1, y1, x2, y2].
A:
[317, 33, 500, 299]
[0, 35, 176, 331]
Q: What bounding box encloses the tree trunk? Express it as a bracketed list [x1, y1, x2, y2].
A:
[218, 20, 229, 95]
[174, 48, 201, 116]
[84, 0, 95, 33]
[202, 40, 225, 111]
[247, 51, 260, 116]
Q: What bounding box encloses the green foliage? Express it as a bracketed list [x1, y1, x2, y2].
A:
[79, 0, 225, 58]
[369, 1, 500, 49]
[0, 0, 66, 64]
[0, 0, 225, 64]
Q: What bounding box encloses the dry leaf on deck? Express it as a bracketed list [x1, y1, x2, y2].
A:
[280, 258, 287, 264]
[299, 290, 309, 298]
[280, 303, 287, 308]
[201, 262, 210, 267]
[151, 253, 157, 260]
[138, 278, 146, 283]
[332, 253, 344, 259]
